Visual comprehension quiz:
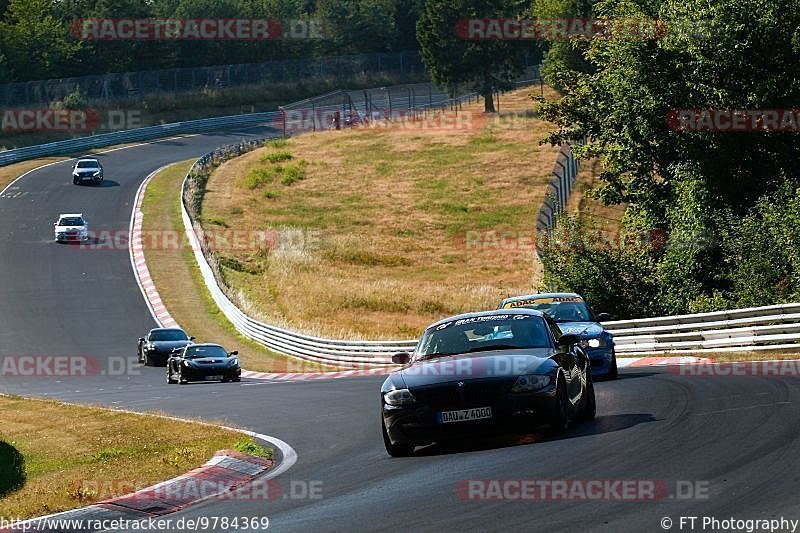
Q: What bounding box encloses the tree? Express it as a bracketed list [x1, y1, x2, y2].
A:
[416, 0, 533, 112]
[0, 0, 81, 82]
[536, 0, 800, 315]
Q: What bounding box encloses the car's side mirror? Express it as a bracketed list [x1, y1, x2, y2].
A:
[596, 312, 612, 322]
[558, 334, 581, 347]
[391, 352, 411, 365]
[229, 351, 239, 356]
[189, 336, 196, 341]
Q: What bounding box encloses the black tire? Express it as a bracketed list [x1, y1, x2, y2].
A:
[143, 353, 152, 367]
[608, 351, 618, 379]
[382, 419, 413, 457]
[72, 178, 79, 185]
[548, 375, 570, 433]
[166, 366, 177, 384]
[578, 372, 596, 420]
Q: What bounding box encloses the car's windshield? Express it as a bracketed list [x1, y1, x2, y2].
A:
[416, 314, 551, 359]
[76, 160, 99, 168]
[184, 345, 228, 358]
[58, 217, 84, 226]
[149, 329, 188, 342]
[503, 297, 594, 323]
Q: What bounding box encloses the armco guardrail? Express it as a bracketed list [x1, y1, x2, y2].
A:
[0, 111, 279, 167]
[0, 82, 454, 167]
[605, 303, 800, 354]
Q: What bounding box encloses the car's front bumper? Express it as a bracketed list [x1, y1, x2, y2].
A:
[56, 233, 89, 242]
[382, 385, 558, 447]
[179, 365, 241, 382]
[586, 347, 615, 376]
[74, 174, 102, 183]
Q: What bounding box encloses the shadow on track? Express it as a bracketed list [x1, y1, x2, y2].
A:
[0, 440, 26, 496]
[412, 413, 657, 457]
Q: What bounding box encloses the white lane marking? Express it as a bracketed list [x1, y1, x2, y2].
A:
[0, 134, 199, 197]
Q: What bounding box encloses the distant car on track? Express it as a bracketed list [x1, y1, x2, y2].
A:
[166, 343, 241, 384]
[72, 158, 104, 185]
[54, 213, 89, 243]
[380, 308, 595, 457]
[498, 293, 617, 379]
[137, 327, 195, 366]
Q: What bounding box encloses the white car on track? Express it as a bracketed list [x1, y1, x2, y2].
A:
[54, 213, 89, 243]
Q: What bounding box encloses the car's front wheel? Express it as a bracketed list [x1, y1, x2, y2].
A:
[548, 375, 571, 433]
[608, 351, 618, 379]
[382, 419, 413, 457]
[72, 177, 79, 185]
[578, 372, 596, 420]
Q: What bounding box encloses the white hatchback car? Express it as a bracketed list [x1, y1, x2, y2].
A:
[54, 213, 89, 242]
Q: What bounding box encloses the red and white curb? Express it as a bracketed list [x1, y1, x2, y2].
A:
[616, 356, 712, 368]
[0, 451, 276, 533]
[241, 366, 400, 381]
[129, 166, 179, 329]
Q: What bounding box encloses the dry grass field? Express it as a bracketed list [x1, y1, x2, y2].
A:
[200, 86, 562, 339]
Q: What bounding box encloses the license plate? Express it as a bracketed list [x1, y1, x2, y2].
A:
[204, 375, 223, 381]
[438, 406, 493, 424]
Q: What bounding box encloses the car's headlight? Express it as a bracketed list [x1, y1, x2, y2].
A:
[183, 360, 196, 367]
[93, 171, 101, 176]
[511, 374, 552, 393]
[579, 337, 605, 349]
[228, 357, 239, 367]
[384, 388, 416, 406]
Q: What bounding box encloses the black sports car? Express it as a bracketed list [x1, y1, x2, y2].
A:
[380, 309, 596, 457]
[166, 343, 241, 384]
[137, 328, 195, 366]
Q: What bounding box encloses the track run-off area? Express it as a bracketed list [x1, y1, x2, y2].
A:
[1, 129, 800, 532]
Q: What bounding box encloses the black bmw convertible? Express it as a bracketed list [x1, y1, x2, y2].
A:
[380, 309, 596, 457]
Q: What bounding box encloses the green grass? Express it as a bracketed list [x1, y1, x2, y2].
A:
[0, 395, 254, 519]
[261, 151, 293, 163]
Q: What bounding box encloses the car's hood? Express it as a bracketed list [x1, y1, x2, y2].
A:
[556, 321, 605, 338]
[74, 166, 101, 173]
[398, 349, 556, 389]
[149, 340, 190, 351]
[55, 225, 86, 232]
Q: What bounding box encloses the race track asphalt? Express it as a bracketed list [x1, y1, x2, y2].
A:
[1, 130, 799, 532]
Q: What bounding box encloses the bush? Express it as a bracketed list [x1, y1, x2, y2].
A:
[261, 151, 293, 163]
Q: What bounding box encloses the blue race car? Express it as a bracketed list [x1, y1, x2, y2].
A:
[498, 293, 617, 378]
